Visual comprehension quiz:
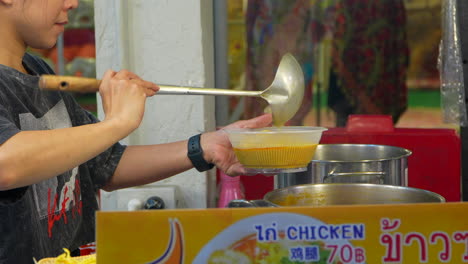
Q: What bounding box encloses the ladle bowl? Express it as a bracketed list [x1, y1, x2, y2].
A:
[39, 53, 305, 126]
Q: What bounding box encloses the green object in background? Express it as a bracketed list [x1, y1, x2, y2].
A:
[407, 89, 440, 108]
[313, 88, 441, 109]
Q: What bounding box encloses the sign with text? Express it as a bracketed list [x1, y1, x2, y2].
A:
[96, 202, 468, 263]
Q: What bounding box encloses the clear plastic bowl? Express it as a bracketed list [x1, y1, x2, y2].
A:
[224, 126, 327, 174]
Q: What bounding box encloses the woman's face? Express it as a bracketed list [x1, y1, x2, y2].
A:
[10, 0, 79, 49]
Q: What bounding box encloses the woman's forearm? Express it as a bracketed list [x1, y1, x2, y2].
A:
[0, 120, 129, 190]
[103, 141, 192, 191]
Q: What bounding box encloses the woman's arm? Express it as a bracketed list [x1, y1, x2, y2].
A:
[0, 69, 158, 190]
[0, 120, 126, 190]
[103, 114, 272, 191]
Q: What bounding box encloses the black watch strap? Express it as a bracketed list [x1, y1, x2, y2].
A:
[187, 134, 215, 172]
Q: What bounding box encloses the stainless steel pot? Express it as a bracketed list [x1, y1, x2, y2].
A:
[228, 183, 445, 208]
[276, 144, 412, 188]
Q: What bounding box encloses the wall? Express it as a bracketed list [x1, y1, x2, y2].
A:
[94, 0, 216, 209]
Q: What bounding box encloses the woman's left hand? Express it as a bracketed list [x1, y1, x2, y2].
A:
[200, 113, 272, 176]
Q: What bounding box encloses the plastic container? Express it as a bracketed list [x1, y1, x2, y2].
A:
[224, 126, 327, 174]
[217, 172, 245, 208]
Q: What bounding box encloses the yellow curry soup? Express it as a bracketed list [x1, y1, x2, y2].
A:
[233, 144, 318, 169]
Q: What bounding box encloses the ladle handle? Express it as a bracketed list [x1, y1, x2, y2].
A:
[39, 75, 100, 93]
[39, 75, 263, 97]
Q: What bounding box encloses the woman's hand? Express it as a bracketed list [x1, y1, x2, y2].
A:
[200, 113, 272, 176]
[99, 69, 160, 136]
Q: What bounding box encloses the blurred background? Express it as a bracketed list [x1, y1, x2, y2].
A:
[31, 0, 451, 130]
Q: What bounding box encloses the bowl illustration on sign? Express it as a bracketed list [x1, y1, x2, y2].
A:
[193, 213, 359, 264]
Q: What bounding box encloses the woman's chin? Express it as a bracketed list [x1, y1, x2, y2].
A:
[29, 40, 58, 51]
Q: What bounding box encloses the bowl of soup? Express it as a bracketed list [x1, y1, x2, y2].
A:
[224, 126, 327, 174]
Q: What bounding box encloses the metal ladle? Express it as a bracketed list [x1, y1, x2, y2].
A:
[39, 53, 305, 126]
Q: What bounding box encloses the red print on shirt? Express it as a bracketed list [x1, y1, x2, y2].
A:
[47, 179, 83, 238]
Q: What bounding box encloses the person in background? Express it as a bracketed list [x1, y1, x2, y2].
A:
[327, 0, 409, 126]
[244, 0, 324, 126]
[0, 0, 272, 263]
[244, 0, 409, 127]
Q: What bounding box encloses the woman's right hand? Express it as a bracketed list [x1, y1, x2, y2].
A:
[99, 69, 160, 136]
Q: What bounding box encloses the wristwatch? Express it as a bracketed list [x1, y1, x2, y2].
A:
[187, 134, 215, 172]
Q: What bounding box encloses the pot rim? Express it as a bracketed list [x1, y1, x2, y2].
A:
[264, 183, 446, 203]
[312, 144, 412, 163]
[224, 126, 328, 134]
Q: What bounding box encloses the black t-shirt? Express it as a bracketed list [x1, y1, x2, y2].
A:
[0, 53, 125, 263]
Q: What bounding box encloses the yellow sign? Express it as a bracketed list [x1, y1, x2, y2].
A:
[96, 202, 468, 263]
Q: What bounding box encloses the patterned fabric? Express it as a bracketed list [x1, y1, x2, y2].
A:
[328, 0, 409, 125]
[245, 0, 323, 125]
[245, 0, 409, 126]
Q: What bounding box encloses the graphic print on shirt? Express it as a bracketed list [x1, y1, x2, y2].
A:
[19, 99, 82, 237]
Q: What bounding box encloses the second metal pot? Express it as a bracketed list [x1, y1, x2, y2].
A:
[276, 144, 412, 188]
[228, 183, 445, 208]
[266, 183, 445, 206]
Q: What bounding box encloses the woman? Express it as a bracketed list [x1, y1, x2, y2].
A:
[0, 0, 272, 262]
